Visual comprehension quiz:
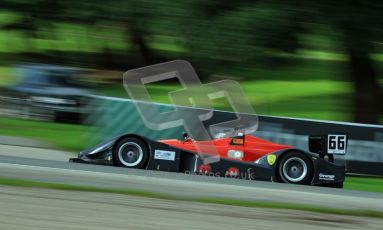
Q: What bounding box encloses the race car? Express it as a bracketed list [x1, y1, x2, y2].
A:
[70, 129, 347, 188]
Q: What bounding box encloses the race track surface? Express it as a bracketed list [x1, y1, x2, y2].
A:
[1, 185, 383, 230]
[1, 144, 383, 211]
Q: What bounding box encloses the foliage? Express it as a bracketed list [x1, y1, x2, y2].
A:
[0, 0, 383, 123]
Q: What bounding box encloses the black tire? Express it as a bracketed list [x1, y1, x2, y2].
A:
[112, 137, 149, 169]
[278, 151, 313, 185]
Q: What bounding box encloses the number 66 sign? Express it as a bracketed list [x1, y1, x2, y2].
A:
[327, 135, 347, 155]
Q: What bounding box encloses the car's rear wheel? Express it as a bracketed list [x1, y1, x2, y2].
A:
[113, 137, 149, 169]
[278, 151, 313, 185]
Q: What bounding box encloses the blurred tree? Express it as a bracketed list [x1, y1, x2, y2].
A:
[1, 1, 65, 50]
[182, 0, 383, 124]
[94, 0, 156, 65]
[320, 1, 383, 124]
[1, 0, 382, 123]
[1, 0, 160, 67]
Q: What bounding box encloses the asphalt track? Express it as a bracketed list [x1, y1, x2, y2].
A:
[1, 144, 383, 230]
[1, 144, 383, 209]
[2, 185, 383, 230]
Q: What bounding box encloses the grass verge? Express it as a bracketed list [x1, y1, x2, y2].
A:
[345, 176, 383, 193]
[0, 177, 382, 219]
[0, 78, 352, 151]
[0, 117, 91, 151]
[99, 80, 352, 121]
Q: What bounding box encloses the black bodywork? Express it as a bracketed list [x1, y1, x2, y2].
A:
[70, 134, 346, 187]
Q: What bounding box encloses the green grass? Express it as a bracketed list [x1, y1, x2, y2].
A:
[0, 78, 355, 151]
[0, 66, 13, 86]
[345, 177, 383, 193]
[100, 79, 352, 121]
[0, 177, 382, 218]
[0, 117, 91, 151]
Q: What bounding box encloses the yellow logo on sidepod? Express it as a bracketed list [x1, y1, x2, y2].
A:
[267, 154, 276, 166]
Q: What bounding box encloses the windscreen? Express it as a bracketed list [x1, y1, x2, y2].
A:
[209, 123, 257, 139]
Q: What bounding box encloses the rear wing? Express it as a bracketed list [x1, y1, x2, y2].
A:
[309, 134, 348, 161]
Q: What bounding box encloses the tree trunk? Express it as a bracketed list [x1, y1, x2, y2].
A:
[347, 45, 381, 124]
[127, 25, 152, 65]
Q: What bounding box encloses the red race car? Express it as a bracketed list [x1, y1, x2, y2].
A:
[70, 128, 347, 187]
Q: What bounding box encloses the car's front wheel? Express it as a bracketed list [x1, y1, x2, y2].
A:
[278, 151, 313, 185]
[113, 137, 149, 169]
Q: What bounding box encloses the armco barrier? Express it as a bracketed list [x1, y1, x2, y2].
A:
[87, 96, 383, 176]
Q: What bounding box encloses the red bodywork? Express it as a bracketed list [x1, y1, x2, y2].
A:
[159, 135, 292, 163]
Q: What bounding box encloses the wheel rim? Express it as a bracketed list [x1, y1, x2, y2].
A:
[282, 157, 308, 182]
[117, 142, 144, 167]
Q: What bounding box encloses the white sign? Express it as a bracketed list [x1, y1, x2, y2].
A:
[319, 173, 335, 181]
[154, 150, 176, 161]
[327, 135, 347, 155]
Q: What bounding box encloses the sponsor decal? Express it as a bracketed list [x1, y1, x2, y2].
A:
[267, 154, 276, 166]
[319, 173, 335, 181]
[154, 150, 176, 161]
[198, 164, 212, 174]
[225, 167, 240, 177]
[227, 150, 244, 159]
[232, 138, 244, 145]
